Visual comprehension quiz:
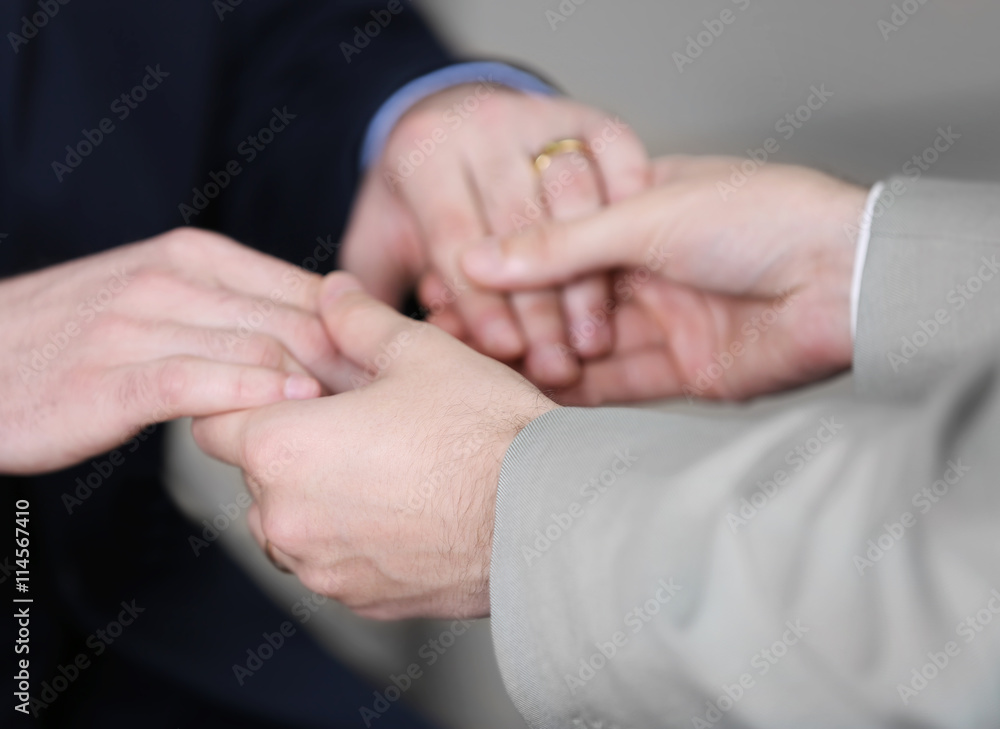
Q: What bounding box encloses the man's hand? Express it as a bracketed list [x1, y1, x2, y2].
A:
[192, 273, 556, 620]
[0, 228, 346, 475]
[340, 83, 650, 388]
[462, 157, 869, 404]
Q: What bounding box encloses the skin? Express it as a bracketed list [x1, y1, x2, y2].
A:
[340, 83, 651, 389]
[464, 157, 868, 404]
[194, 159, 867, 620]
[193, 273, 557, 620]
[0, 228, 348, 474]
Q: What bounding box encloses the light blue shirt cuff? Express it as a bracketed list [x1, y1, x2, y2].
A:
[360, 61, 557, 169]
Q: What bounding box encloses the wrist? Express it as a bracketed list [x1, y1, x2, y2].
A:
[815, 181, 869, 370]
[468, 394, 559, 617]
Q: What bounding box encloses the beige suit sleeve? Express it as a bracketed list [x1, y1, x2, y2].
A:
[490, 177, 1000, 729]
[855, 177, 1000, 399]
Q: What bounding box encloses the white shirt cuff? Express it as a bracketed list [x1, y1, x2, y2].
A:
[851, 182, 885, 342]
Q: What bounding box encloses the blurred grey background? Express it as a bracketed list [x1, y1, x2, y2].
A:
[168, 2, 1000, 728]
[422, 0, 999, 184]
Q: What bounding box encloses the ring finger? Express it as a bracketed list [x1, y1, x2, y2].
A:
[469, 148, 580, 386]
[538, 147, 614, 360]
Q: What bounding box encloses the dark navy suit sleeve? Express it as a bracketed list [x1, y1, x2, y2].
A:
[186, 0, 454, 264]
[0, 0, 452, 273]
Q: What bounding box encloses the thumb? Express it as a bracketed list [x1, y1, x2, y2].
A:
[318, 272, 423, 369]
[339, 171, 424, 307]
[461, 194, 666, 290]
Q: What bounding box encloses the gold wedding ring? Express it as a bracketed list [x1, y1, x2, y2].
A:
[264, 539, 292, 573]
[533, 138, 590, 174]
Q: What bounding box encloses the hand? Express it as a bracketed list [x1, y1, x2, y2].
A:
[0, 228, 348, 475]
[192, 273, 556, 620]
[340, 82, 650, 388]
[461, 157, 868, 404]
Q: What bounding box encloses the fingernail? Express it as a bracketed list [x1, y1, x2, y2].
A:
[463, 238, 506, 280]
[284, 373, 321, 400]
[481, 318, 523, 357]
[321, 273, 363, 307]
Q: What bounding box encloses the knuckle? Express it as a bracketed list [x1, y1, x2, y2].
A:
[224, 331, 286, 369]
[394, 108, 440, 141]
[152, 357, 192, 411]
[430, 210, 482, 248]
[283, 313, 326, 358]
[298, 569, 344, 600]
[559, 176, 602, 208]
[126, 268, 181, 298]
[517, 293, 560, 324]
[329, 292, 383, 337]
[113, 360, 182, 420]
[246, 335, 287, 369]
[260, 507, 302, 556]
[157, 227, 233, 266]
[238, 421, 293, 485]
[228, 366, 262, 407]
[511, 226, 557, 264]
[92, 312, 140, 342]
[199, 328, 238, 360]
[469, 94, 508, 127]
[158, 227, 202, 259]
